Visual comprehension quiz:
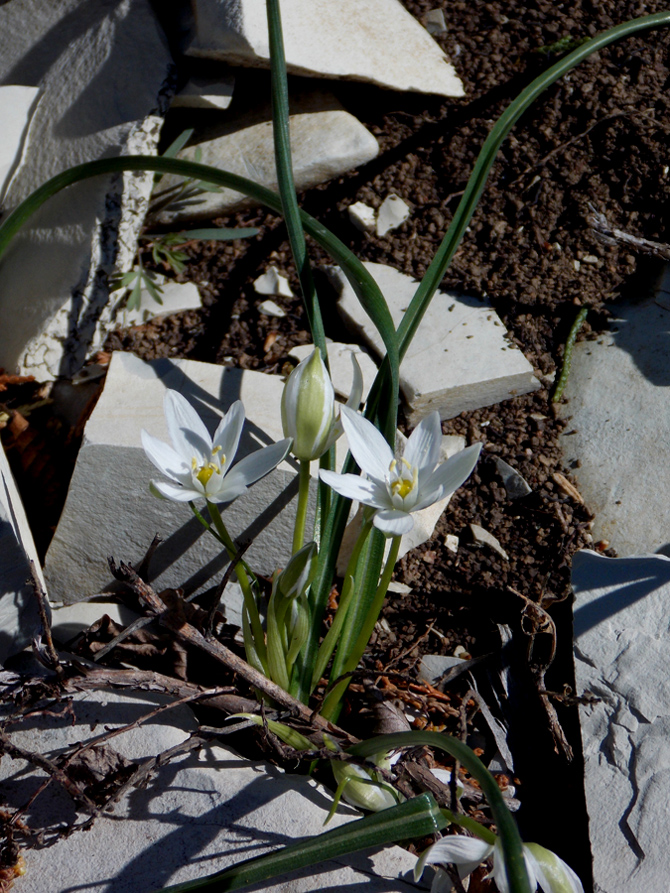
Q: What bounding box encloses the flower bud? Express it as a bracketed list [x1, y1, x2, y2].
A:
[278, 541, 318, 600]
[282, 350, 336, 460]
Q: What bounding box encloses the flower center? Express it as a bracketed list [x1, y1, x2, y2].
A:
[389, 457, 418, 500]
[192, 448, 226, 489]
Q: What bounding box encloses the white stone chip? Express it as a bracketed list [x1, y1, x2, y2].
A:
[0, 85, 39, 199]
[149, 92, 378, 225]
[0, 689, 419, 891]
[289, 341, 378, 402]
[254, 266, 294, 298]
[348, 200, 377, 232]
[469, 523, 509, 560]
[0, 441, 48, 664]
[171, 73, 236, 109]
[186, 0, 464, 98]
[445, 533, 459, 554]
[330, 261, 540, 425]
[0, 0, 174, 379]
[258, 299, 286, 318]
[572, 549, 670, 893]
[376, 194, 411, 237]
[424, 9, 448, 35]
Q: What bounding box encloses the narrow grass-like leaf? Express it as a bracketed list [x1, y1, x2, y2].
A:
[349, 732, 531, 893]
[157, 793, 446, 892]
[266, 0, 326, 359]
[171, 227, 260, 241]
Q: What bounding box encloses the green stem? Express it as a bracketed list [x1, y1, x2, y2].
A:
[552, 306, 588, 402]
[321, 534, 401, 720]
[311, 516, 373, 689]
[206, 501, 268, 673]
[292, 460, 312, 554]
[441, 809, 498, 845]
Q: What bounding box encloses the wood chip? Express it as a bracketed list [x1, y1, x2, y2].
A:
[552, 471, 584, 504]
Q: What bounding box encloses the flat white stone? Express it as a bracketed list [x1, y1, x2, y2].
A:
[572, 549, 670, 892]
[289, 341, 378, 403]
[258, 299, 286, 318]
[50, 600, 139, 644]
[44, 352, 310, 603]
[558, 295, 670, 555]
[376, 194, 411, 237]
[186, 0, 463, 97]
[110, 277, 203, 328]
[149, 92, 378, 225]
[0, 441, 48, 664]
[0, 85, 39, 198]
[0, 688, 418, 892]
[0, 0, 173, 379]
[348, 200, 376, 233]
[445, 533, 459, 553]
[172, 73, 236, 109]
[254, 266, 294, 298]
[330, 262, 540, 425]
[424, 9, 448, 35]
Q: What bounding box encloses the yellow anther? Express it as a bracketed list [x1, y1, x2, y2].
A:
[391, 478, 414, 499]
[196, 463, 220, 487]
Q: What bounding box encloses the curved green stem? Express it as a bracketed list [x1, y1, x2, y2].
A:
[206, 501, 268, 673]
[292, 460, 312, 554]
[349, 732, 531, 893]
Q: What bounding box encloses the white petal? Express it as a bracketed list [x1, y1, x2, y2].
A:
[209, 479, 249, 505]
[492, 842, 540, 893]
[345, 352, 364, 410]
[340, 406, 393, 480]
[225, 439, 292, 489]
[151, 479, 203, 502]
[319, 470, 388, 506]
[165, 390, 212, 462]
[212, 400, 245, 466]
[373, 509, 415, 537]
[417, 443, 482, 505]
[404, 412, 441, 480]
[141, 430, 190, 482]
[414, 836, 493, 882]
[525, 843, 585, 893]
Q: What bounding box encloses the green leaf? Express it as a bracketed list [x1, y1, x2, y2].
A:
[157, 793, 446, 892]
[163, 129, 194, 160]
[174, 227, 260, 241]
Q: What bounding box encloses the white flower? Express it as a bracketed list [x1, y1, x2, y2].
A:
[414, 835, 584, 893]
[319, 407, 481, 536]
[281, 349, 362, 461]
[141, 390, 291, 504]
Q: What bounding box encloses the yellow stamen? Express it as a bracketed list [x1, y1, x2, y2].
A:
[195, 461, 221, 487]
[391, 478, 414, 499]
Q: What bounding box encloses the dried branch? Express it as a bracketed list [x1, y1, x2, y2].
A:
[588, 204, 670, 258]
[108, 559, 356, 743]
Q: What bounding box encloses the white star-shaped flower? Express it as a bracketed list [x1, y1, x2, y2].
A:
[141, 390, 291, 504]
[319, 406, 481, 536]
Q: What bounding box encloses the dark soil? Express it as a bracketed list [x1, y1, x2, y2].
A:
[5, 2, 670, 890]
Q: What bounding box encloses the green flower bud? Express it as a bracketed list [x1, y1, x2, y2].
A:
[281, 350, 336, 460]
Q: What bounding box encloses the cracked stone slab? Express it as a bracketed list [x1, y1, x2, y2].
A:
[149, 90, 378, 225]
[558, 294, 670, 555]
[0, 85, 39, 198]
[186, 0, 463, 97]
[329, 262, 540, 425]
[44, 351, 312, 604]
[0, 441, 48, 664]
[572, 549, 670, 892]
[0, 0, 174, 379]
[0, 689, 419, 892]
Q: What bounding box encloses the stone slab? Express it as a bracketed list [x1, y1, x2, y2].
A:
[186, 0, 463, 97]
[0, 85, 39, 198]
[0, 0, 174, 379]
[572, 549, 670, 892]
[329, 262, 540, 425]
[44, 352, 312, 603]
[0, 441, 48, 664]
[0, 688, 419, 892]
[111, 277, 203, 328]
[149, 91, 378, 224]
[558, 295, 670, 555]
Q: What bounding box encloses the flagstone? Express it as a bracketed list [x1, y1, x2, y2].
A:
[185, 0, 463, 97]
[329, 262, 540, 425]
